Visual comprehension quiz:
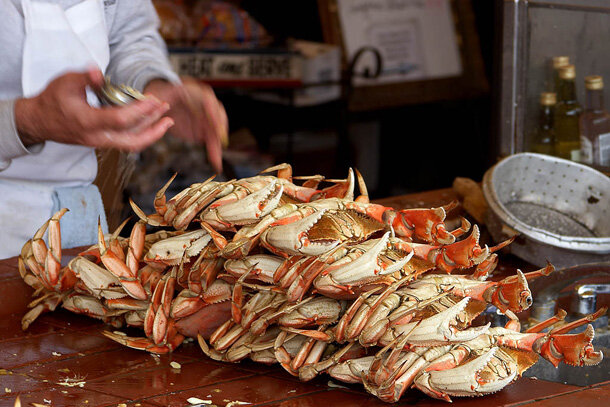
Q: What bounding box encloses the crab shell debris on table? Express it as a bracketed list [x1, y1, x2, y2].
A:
[17, 163, 605, 403]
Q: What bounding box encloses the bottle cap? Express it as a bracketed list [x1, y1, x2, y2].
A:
[559, 64, 576, 80]
[585, 75, 604, 90]
[552, 56, 570, 69]
[540, 92, 557, 106]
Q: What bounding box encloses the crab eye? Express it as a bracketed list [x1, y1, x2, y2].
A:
[524, 294, 532, 306]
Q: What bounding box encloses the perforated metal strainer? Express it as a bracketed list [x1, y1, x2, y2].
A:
[482, 153, 610, 268]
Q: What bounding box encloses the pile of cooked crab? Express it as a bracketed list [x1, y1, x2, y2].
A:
[18, 164, 604, 403]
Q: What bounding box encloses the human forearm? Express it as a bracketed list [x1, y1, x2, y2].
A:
[14, 97, 45, 147]
[0, 99, 42, 170]
[9, 69, 174, 153]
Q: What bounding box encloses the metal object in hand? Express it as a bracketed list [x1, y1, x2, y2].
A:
[96, 76, 145, 106]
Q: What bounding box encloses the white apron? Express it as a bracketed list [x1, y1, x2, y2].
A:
[0, 0, 110, 259]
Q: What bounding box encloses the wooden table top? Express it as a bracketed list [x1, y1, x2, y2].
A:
[1, 189, 608, 407]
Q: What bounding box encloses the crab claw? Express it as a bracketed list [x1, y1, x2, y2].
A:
[383, 297, 491, 347]
[153, 172, 177, 216]
[261, 163, 293, 180]
[412, 225, 494, 274]
[312, 168, 355, 201]
[541, 324, 604, 367]
[491, 269, 532, 314]
[313, 232, 412, 298]
[97, 220, 147, 300]
[202, 180, 283, 227]
[415, 347, 517, 400]
[393, 203, 455, 244]
[129, 198, 166, 227]
[261, 209, 341, 257]
[444, 225, 488, 266]
[144, 229, 212, 265]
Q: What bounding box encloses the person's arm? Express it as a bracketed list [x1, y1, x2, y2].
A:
[0, 99, 43, 169]
[12, 68, 174, 153]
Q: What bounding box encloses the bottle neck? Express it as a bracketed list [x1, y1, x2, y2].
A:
[585, 88, 604, 112]
[558, 79, 577, 102]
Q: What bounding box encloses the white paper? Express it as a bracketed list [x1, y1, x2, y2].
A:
[337, 0, 462, 86]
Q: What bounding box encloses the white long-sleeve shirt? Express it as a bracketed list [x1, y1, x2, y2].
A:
[0, 0, 180, 168]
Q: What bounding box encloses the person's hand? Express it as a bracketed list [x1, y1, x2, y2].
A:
[15, 68, 174, 152]
[144, 77, 228, 173]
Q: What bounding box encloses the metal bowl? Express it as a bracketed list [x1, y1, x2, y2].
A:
[482, 153, 610, 268]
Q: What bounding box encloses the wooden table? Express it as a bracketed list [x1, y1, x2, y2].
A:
[1, 189, 608, 407]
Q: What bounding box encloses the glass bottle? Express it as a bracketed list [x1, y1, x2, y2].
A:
[554, 64, 582, 161]
[551, 56, 570, 92]
[530, 92, 557, 156]
[579, 75, 610, 168]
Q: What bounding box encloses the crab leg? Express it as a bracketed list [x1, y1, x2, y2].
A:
[398, 201, 458, 244]
[492, 310, 605, 367]
[274, 325, 330, 375]
[311, 168, 355, 201]
[212, 322, 248, 351]
[336, 273, 413, 342]
[153, 172, 178, 216]
[224, 326, 284, 362]
[45, 208, 68, 287]
[250, 296, 323, 335]
[297, 342, 367, 381]
[279, 256, 322, 291]
[20, 240, 51, 291]
[366, 332, 416, 387]
[126, 220, 146, 277]
[104, 330, 184, 354]
[335, 286, 383, 343]
[152, 269, 177, 345]
[525, 309, 567, 333]
[21, 291, 66, 330]
[550, 307, 607, 335]
[98, 221, 147, 300]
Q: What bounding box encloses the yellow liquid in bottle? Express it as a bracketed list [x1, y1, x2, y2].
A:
[554, 72, 582, 161]
[554, 102, 581, 160]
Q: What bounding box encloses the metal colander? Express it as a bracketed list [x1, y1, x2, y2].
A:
[482, 153, 610, 268]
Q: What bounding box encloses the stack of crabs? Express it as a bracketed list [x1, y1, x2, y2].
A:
[18, 164, 604, 403]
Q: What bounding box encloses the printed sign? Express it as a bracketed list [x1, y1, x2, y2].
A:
[337, 0, 462, 86]
[169, 51, 302, 83]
